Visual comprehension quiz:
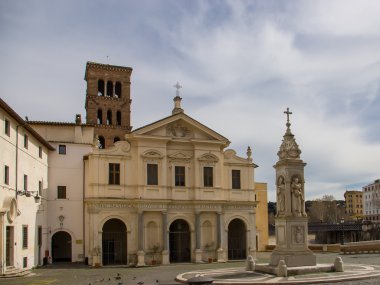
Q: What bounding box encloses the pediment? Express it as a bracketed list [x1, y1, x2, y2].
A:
[132, 113, 230, 146]
[168, 151, 192, 162]
[141, 149, 164, 160]
[198, 153, 219, 163]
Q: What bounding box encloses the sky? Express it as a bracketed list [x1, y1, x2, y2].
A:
[1, 0, 380, 202]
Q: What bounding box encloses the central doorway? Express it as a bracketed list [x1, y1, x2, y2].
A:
[52, 231, 72, 262]
[102, 219, 127, 265]
[228, 218, 246, 260]
[169, 219, 190, 263]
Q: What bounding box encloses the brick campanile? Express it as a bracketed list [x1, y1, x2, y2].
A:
[84, 61, 133, 148]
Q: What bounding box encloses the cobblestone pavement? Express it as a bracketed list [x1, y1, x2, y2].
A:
[0, 252, 379, 285]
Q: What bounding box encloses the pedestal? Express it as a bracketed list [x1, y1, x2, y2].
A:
[217, 248, 225, 262]
[161, 250, 169, 265]
[195, 249, 203, 263]
[248, 248, 257, 260]
[136, 250, 146, 267]
[270, 216, 316, 267]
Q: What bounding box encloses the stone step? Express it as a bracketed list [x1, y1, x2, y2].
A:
[1, 267, 31, 278]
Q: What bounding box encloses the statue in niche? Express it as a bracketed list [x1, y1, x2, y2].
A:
[276, 176, 285, 216]
[291, 177, 304, 216]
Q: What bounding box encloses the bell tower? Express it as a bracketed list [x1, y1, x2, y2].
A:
[84, 61, 133, 148]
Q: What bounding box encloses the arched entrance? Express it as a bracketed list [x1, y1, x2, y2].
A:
[169, 219, 191, 263]
[228, 218, 246, 260]
[52, 231, 72, 262]
[102, 219, 127, 265]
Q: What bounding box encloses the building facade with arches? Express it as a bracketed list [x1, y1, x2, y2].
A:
[84, 97, 267, 266]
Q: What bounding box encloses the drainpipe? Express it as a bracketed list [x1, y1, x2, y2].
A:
[82, 157, 86, 264]
[15, 125, 19, 198]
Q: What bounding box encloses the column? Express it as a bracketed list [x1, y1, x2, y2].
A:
[195, 212, 201, 249]
[161, 211, 169, 265]
[138, 211, 144, 251]
[216, 211, 225, 262]
[194, 211, 202, 263]
[136, 211, 145, 266]
[162, 212, 168, 250]
[217, 212, 222, 248]
[248, 210, 257, 259]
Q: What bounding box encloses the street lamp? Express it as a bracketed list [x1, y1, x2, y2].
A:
[340, 217, 345, 245]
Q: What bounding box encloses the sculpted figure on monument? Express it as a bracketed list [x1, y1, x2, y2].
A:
[276, 176, 285, 216]
[291, 177, 304, 216]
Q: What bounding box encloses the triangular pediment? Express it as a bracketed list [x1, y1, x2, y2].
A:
[168, 151, 192, 162]
[131, 113, 230, 146]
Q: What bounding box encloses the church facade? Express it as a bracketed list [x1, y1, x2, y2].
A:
[84, 98, 263, 266]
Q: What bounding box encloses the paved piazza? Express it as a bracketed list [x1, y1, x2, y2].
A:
[1, 252, 380, 285]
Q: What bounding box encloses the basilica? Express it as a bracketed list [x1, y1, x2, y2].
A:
[0, 62, 267, 273]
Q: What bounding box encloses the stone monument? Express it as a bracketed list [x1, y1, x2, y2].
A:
[269, 108, 316, 267]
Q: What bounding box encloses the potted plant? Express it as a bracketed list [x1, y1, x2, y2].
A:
[149, 244, 160, 265]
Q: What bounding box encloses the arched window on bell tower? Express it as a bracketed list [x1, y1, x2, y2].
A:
[115, 82, 122, 98]
[97, 79, 104, 96]
[107, 110, 112, 125]
[116, 111, 121, 126]
[98, 136, 105, 149]
[97, 109, 103, 124]
[106, 81, 113, 97]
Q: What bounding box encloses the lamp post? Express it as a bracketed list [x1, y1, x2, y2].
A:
[340, 217, 345, 245]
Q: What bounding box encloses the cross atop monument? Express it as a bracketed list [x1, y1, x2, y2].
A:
[284, 107, 292, 123]
[173, 82, 182, 97]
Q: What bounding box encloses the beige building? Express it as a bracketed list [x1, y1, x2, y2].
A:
[84, 94, 267, 266]
[29, 116, 94, 263]
[0, 98, 53, 275]
[344, 190, 363, 221]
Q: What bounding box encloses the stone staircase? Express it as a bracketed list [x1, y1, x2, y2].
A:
[1, 266, 31, 278]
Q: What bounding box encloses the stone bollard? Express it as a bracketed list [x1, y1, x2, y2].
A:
[334, 257, 344, 272]
[246, 255, 255, 271]
[277, 260, 287, 277]
[187, 276, 214, 285]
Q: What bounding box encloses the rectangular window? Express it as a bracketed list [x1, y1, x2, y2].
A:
[38, 226, 42, 247]
[24, 134, 28, 149]
[175, 166, 186, 186]
[108, 163, 120, 185]
[232, 170, 241, 189]
[23, 257, 27, 268]
[22, 225, 28, 248]
[58, 144, 66, 155]
[57, 186, 66, 199]
[24, 174, 28, 191]
[203, 166, 213, 187]
[38, 180, 42, 196]
[4, 119, 10, 136]
[147, 164, 158, 185]
[4, 165, 9, 185]
[39, 146, 43, 158]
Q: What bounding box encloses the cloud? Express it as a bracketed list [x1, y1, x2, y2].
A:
[1, 0, 379, 201]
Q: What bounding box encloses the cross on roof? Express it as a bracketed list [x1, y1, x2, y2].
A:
[173, 81, 182, 93]
[284, 107, 292, 123]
